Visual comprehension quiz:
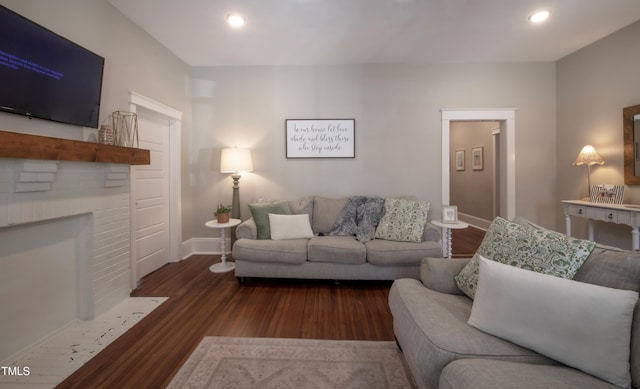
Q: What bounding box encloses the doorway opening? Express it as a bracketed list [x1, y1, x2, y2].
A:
[441, 108, 516, 224]
[449, 121, 501, 229]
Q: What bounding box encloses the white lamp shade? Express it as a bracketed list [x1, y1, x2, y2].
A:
[220, 148, 253, 173]
[573, 145, 605, 166]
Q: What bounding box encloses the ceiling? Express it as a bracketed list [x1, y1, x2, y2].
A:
[108, 0, 640, 67]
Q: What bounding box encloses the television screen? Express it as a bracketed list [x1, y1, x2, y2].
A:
[0, 5, 104, 128]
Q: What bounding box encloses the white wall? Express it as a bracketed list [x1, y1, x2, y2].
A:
[0, 0, 193, 239]
[556, 20, 640, 248]
[191, 62, 557, 237]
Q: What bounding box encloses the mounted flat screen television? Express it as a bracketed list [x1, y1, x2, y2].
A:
[0, 5, 105, 128]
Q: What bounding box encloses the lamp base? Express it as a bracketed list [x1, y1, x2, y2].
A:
[231, 173, 241, 219]
[210, 262, 235, 273]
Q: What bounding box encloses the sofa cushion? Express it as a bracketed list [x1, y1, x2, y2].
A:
[375, 198, 430, 243]
[312, 196, 349, 235]
[365, 239, 441, 266]
[288, 196, 314, 224]
[307, 236, 366, 264]
[268, 213, 314, 240]
[248, 201, 292, 239]
[440, 359, 618, 389]
[388, 278, 553, 389]
[232, 238, 308, 264]
[469, 257, 637, 388]
[455, 216, 595, 299]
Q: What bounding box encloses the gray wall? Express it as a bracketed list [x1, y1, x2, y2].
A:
[191, 63, 557, 237]
[557, 20, 640, 249]
[0, 0, 193, 239]
[450, 121, 497, 222]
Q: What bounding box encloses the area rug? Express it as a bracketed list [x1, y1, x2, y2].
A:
[168, 336, 416, 389]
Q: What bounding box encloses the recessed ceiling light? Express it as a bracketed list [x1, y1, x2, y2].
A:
[528, 10, 550, 24]
[226, 13, 245, 28]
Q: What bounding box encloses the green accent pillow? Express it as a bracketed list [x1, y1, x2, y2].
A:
[374, 198, 430, 243]
[248, 201, 292, 239]
[454, 216, 596, 299]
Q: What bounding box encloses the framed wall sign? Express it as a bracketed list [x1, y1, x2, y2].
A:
[285, 119, 355, 158]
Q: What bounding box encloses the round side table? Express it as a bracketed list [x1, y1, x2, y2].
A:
[205, 218, 241, 273]
[431, 220, 469, 259]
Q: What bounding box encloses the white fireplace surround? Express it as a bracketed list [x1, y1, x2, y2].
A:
[0, 157, 132, 361]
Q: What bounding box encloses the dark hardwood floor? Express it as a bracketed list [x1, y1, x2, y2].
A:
[452, 225, 487, 258]
[57, 226, 485, 388]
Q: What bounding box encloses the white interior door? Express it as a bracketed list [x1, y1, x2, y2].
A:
[133, 107, 170, 280]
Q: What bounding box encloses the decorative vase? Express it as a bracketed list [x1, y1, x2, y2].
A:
[217, 213, 230, 223]
[112, 111, 139, 148]
[98, 125, 114, 145]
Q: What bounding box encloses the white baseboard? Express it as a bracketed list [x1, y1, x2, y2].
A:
[458, 213, 491, 230]
[181, 237, 230, 259]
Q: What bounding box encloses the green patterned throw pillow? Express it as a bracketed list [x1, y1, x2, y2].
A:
[248, 201, 292, 239]
[374, 198, 430, 243]
[454, 216, 595, 299]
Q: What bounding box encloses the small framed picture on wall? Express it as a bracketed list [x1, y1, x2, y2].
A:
[455, 150, 465, 171]
[472, 146, 484, 170]
[442, 205, 458, 223]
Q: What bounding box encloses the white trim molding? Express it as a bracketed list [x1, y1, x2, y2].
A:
[182, 238, 229, 258]
[128, 91, 183, 288]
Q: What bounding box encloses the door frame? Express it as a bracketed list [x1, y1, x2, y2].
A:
[128, 91, 182, 288]
[441, 108, 516, 220]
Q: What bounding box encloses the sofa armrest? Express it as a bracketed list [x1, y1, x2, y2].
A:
[422, 221, 441, 242]
[420, 257, 471, 295]
[235, 218, 258, 240]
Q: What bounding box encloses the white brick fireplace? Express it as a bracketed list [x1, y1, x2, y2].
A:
[0, 157, 133, 361]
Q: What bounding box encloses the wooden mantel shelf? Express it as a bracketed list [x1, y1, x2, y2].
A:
[0, 130, 150, 165]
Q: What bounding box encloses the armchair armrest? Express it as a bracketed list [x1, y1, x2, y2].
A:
[422, 221, 442, 242]
[235, 218, 257, 240]
[420, 257, 471, 295]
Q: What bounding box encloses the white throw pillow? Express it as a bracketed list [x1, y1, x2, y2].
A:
[268, 213, 314, 240]
[468, 256, 638, 388]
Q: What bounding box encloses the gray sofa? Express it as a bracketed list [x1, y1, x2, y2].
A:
[232, 196, 443, 282]
[389, 219, 640, 389]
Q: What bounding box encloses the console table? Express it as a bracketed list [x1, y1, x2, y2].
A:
[562, 200, 640, 250]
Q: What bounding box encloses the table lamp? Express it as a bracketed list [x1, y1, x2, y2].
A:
[572, 145, 604, 200]
[220, 147, 253, 219]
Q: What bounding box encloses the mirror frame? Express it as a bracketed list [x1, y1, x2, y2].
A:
[624, 104, 640, 185]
